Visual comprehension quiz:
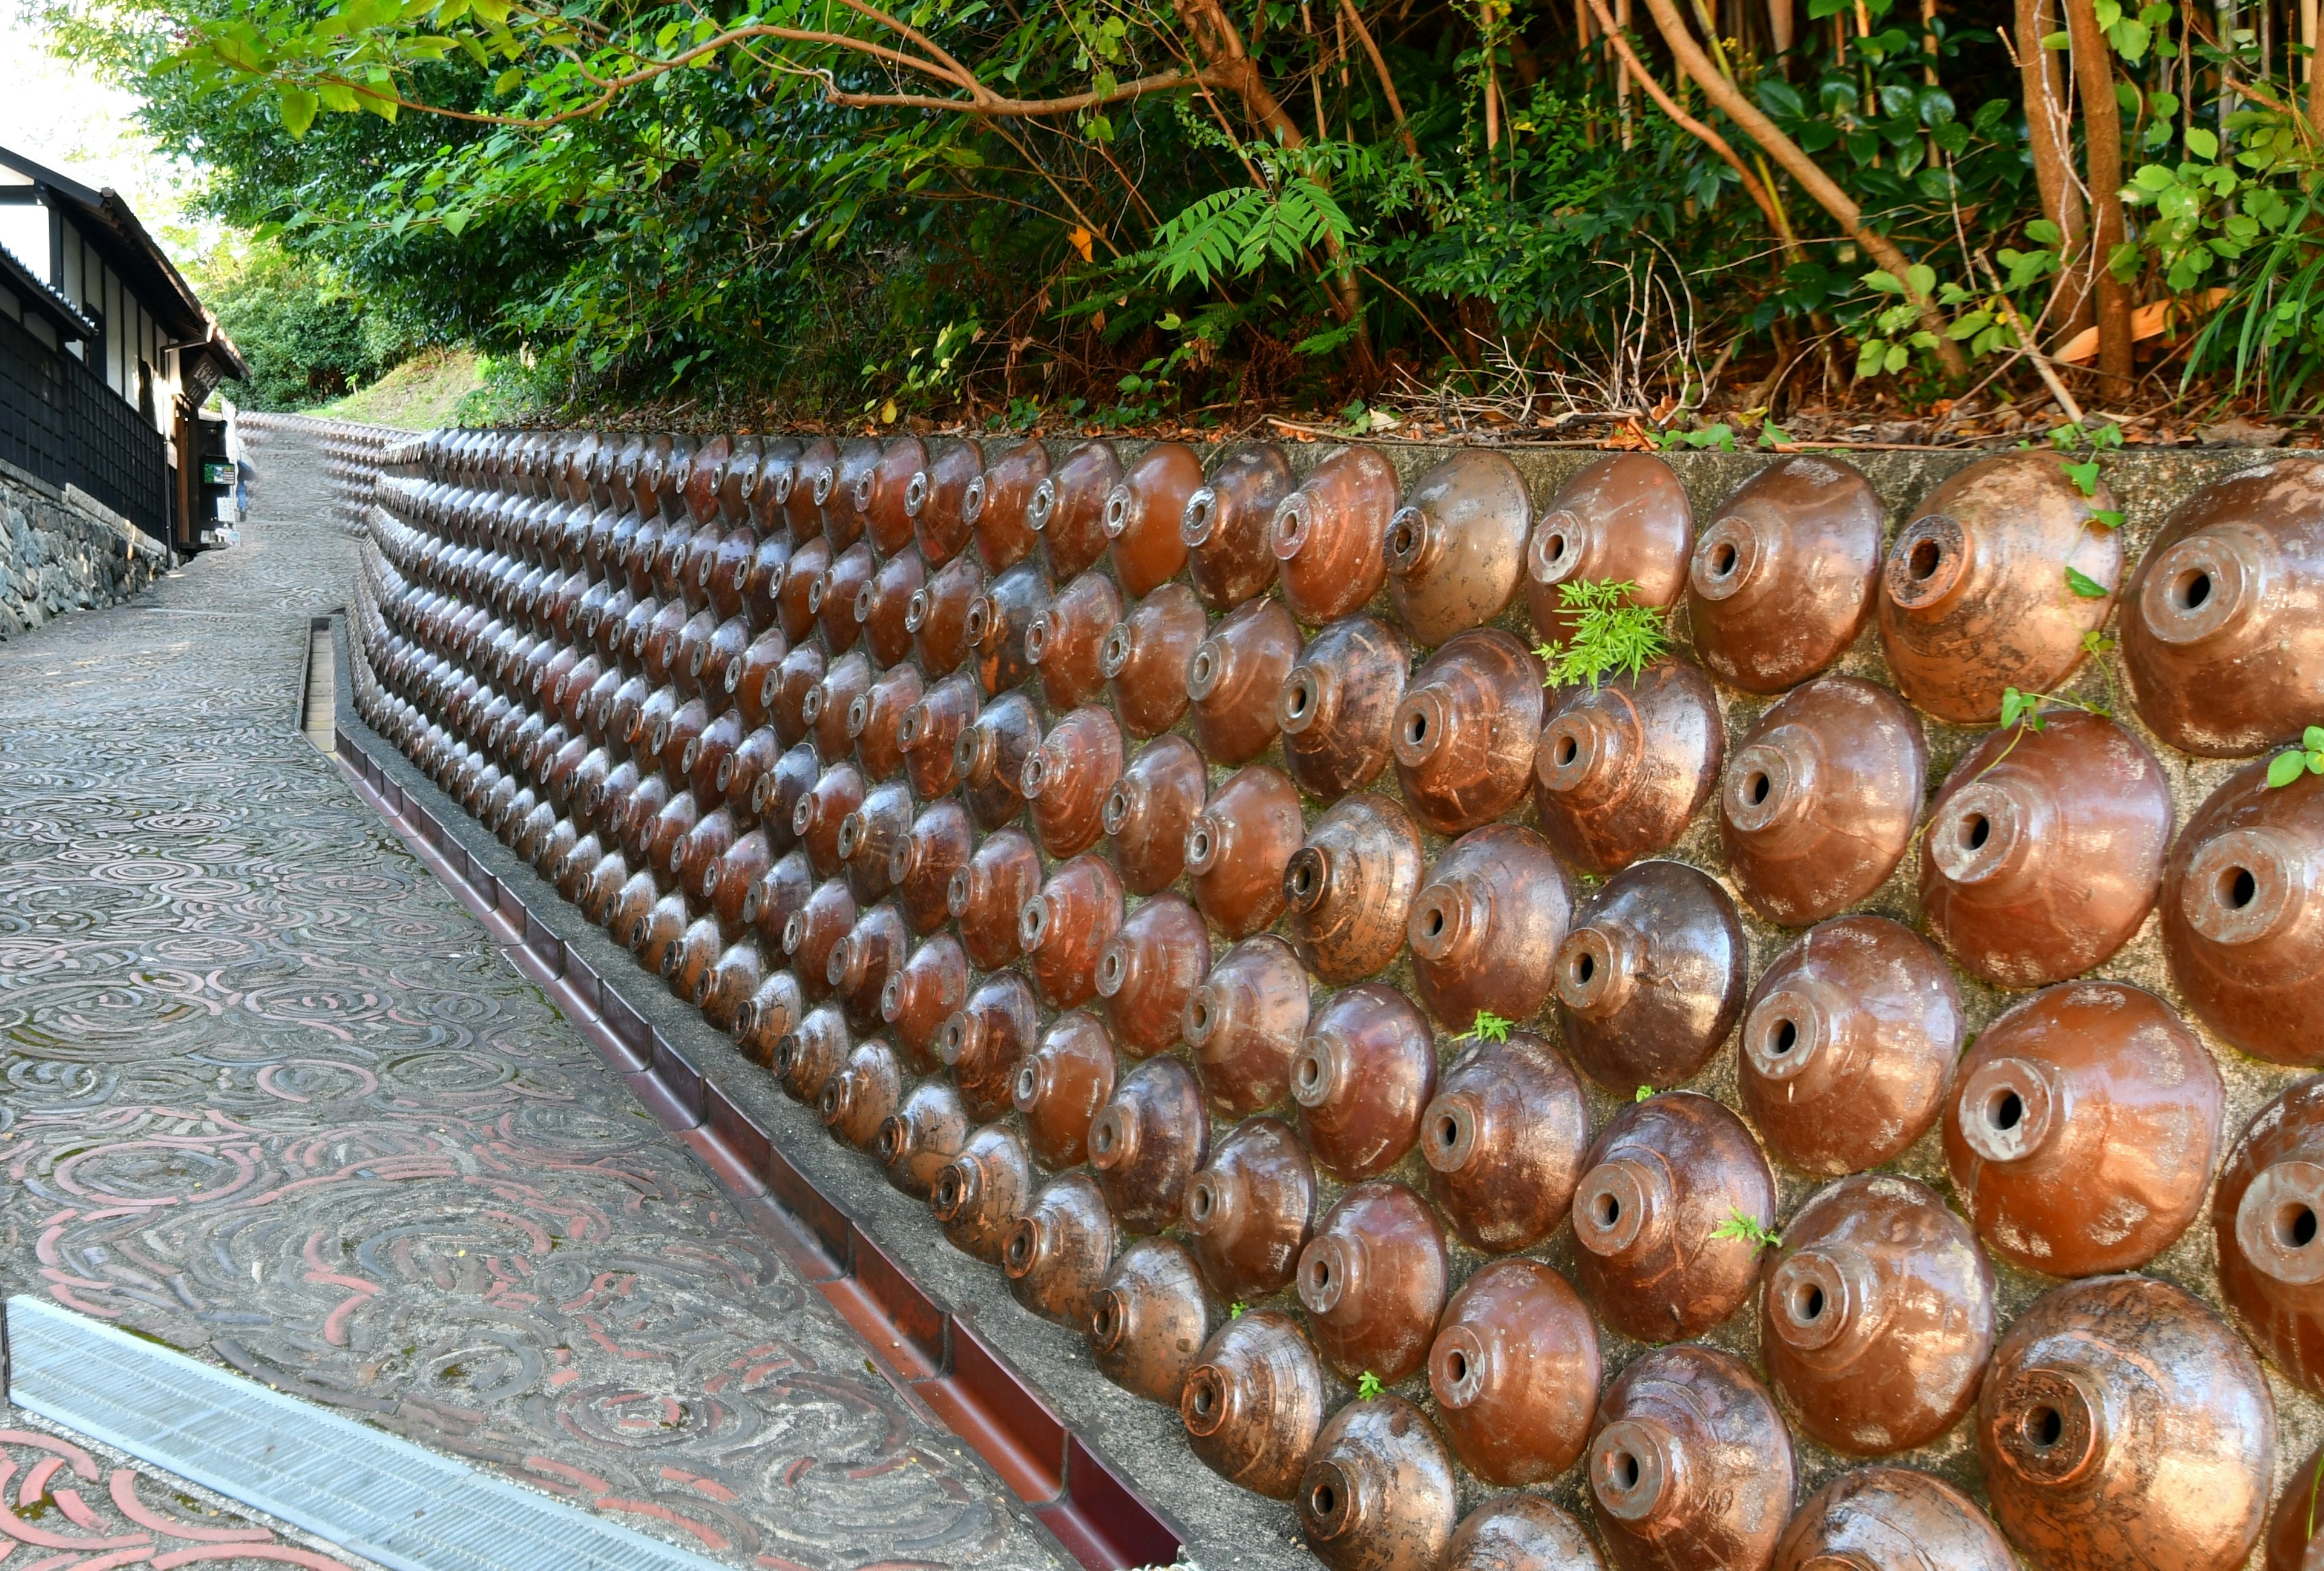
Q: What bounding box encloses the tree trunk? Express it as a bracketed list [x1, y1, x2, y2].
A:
[2061, 0, 2132, 395]
[2018, 0, 2093, 341]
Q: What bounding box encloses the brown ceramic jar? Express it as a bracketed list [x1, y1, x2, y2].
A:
[1284, 792, 1423, 984]
[1106, 734, 1207, 895]
[910, 551, 983, 679]
[819, 1036, 902, 1150]
[1392, 630, 1546, 835]
[1445, 1497, 1606, 1571]
[967, 560, 1048, 699]
[791, 759, 864, 881]
[861, 433, 924, 556]
[1186, 765, 1303, 940]
[786, 437, 837, 541]
[748, 846, 813, 957]
[838, 778, 911, 904]
[1297, 1397, 1459, 1571]
[806, 649, 870, 764]
[2214, 1077, 2324, 1394]
[1879, 449, 2122, 723]
[1572, 1092, 1777, 1343]
[1185, 1116, 1315, 1300]
[1183, 443, 1295, 610]
[2122, 459, 2324, 754]
[826, 901, 907, 1033]
[1407, 825, 1573, 1030]
[899, 671, 976, 803]
[1279, 615, 1410, 802]
[1588, 1343, 1794, 1571]
[857, 544, 923, 668]
[954, 689, 1042, 831]
[1187, 595, 1299, 765]
[828, 436, 881, 548]
[890, 799, 971, 937]
[1104, 441, 1199, 597]
[1021, 854, 1124, 1010]
[1295, 983, 1436, 1182]
[1922, 709, 2173, 987]
[1739, 915, 1964, 1176]
[1297, 1182, 1448, 1385]
[968, 438, 1046, 572]
[737, 969, 804, 1070]
[1100, 582, 1206, 738]
[1026, 571, 1121, 714]
[1774, 1467, 2014, 1571]
[1526, 453, 1693, 646]
[1978, 1276, 2272, 1571]
[1385, 451, 1531, 644]
[882, 932, 968, 1072]
[1023, 705, 1123, 860]
[782, 878, 857, 1003]
[879, 1078, 968, 1199]
[1014, 1011, 1117, 1170]
[1271, 445, 1400, 624]
[1029, 440, 1120, 581]
[847, 660, 918, 785]
[1183, 935, 1309, 1116]
[2270, 1444, 2324, 1571]
[775, 1005, 850, 1105]
[1687, 455, 1885, 693]
[1534, 660, 1723, 876]
[1721, 675, 1926, 927]
[1181, 1309, 1327, 1500]
[1761, 1174, 1997, 1455]
[1945, 981, 2221, 1276]
[1003, 1170, 1117, 1328]
[1423, 1030, 1589, 1254]
[912, 439, 980, 567]
[941, 970, 1039, 1122]
[1091, 1237, 1212, 1404]
[2162, 761, 2324, 1064]
[769, 642, 824, 746]
[931, 1122, 1032, 1263]
[1555, 860, 1748, 1093]
[1097, 892, 1210, 1058]
[818, 541, 873, 654]
[1430, 1259, 1600, 1486]
[1090, 1056, 1209, 1235]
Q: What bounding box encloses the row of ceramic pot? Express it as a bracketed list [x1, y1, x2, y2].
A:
[346, 616, 2324, 1571]
[349, 427, 2324, 1571]
[383, 423, 2323, 754]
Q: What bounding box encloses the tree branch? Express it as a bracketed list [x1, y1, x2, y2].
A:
[1629, 0, 1968, 376]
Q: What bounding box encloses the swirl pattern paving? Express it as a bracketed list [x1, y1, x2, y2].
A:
[0, 495, 1063, 1571]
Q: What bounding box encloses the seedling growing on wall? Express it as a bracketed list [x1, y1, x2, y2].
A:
[2268, 727, 2324, 788]
[1534, 580, 1669, 690]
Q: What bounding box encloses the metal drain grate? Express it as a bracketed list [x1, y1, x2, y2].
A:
[5, 1296, 732, 1571]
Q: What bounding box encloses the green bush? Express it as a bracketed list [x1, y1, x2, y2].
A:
[192, 241, 407, 410]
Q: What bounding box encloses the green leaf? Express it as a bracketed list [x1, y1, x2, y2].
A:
[276, 85, 320, 137]
[1635, 1084, 1653, 1102]
[2090, 508, 2125, 529]
[2064, 565, 2111, 598]
[1710, 1208, 1782, 1250]
[1229, 1301, 1247, 1319]
[1463, 1010, 1514, 1044]
[2187, 125, 2221, 159]
[2063, 458, 2102, 496]
[1356, 1371, 1384, 1400]
[2026, 219, 2064, 245]
[1861, 269, 1906, 295]
[2270, 749, 2309, 788]
[2306, 726, 2324, 753]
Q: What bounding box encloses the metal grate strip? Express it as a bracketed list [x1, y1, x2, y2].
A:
[5, 1296, 733, 1571]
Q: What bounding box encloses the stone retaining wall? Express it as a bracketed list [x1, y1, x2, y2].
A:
[0, 458, 170, 641]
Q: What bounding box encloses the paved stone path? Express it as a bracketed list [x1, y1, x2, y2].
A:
[0, 469, 1067, 1570]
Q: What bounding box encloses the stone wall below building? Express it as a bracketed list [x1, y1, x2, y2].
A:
[0, 458, 171, 641]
